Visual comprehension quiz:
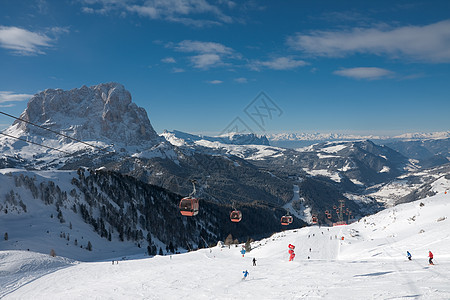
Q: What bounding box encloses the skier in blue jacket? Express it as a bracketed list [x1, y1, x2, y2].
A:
[406, 251, 412, 260]
[242, 270, 249, 280]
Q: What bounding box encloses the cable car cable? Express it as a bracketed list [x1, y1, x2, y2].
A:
[0, 131, 71, 155]
[2, 110, 299, 223]
[0, 111, 114, 154]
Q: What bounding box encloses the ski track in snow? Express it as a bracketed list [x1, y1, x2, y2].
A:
[1, 193, 450, 299]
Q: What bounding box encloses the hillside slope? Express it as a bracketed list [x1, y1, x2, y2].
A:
[2, 192, 449, 299]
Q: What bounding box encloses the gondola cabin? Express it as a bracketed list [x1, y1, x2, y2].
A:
[230, 210, 242, 222]
[312, 215, 318, 224]
[179, 197, 199, 216]
[281, 215, 293, 225]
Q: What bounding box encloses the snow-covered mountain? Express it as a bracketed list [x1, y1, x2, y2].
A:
[161, 130, 270, 147]
[369, 163, 450, 206]
[254, 140, 410, 187]
[16, 82, 161, 146]
[0, 83, 165, 169]
[2, 192, 449, 299]
[161, 129, 283, 160]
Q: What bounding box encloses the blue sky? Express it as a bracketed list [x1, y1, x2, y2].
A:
[0, 0, 449, 136]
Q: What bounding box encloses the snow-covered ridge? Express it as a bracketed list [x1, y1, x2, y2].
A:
[161, 129, 280, 160]
[161, 129, 269, 146]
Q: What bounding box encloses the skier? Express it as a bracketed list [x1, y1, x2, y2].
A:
[242, 270, 249, 280]
[428, 251, 434, 265]
[289, 252, 295, 261]
[241, 248, 246, 257]
[406, 251, 412, 261]
[252, 258, 257, 266]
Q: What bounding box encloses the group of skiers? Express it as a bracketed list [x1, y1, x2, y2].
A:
[406, 250, 434, 265]
[241, 243, 435, 280]
[242, 258, 257, 279]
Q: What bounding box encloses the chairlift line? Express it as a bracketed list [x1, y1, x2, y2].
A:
[2, 111, 309, 226]
[0, 111, 113, 154]
[0, 131, 71, 155]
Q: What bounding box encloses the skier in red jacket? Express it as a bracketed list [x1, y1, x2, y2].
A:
[289, 252, 295, 261]
[428, 251, 434, 265]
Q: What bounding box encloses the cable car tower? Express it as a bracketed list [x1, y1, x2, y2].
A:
[333, 199, 347, 226]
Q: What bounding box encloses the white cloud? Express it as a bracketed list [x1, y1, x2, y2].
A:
[0, 91, 33, 104]
[333, 67, 394, 80]
[234, 77, 247, 83]
[174, 40, 233, 54]
[207, 80, 223, 84]
[81, 7, 95, 14]
[171, 40, 237, 69]
[161, 57, 176, 63]
[0, 26, 52, 55]
[287, 19, 450, 63]
[172, 67, 185, 73]
[81, 0, 233, 27]
[190, 53, 223, 69]
[250, 57, 308, 71]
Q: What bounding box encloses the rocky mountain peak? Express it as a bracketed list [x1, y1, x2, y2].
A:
[14, 82, 162, 146]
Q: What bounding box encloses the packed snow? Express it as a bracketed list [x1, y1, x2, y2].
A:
[2, 192, 449, 299]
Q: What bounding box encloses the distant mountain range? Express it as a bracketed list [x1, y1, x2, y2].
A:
[268, 131, 450, 148]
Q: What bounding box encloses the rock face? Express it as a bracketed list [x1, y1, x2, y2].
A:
[15, 82, 161, 146]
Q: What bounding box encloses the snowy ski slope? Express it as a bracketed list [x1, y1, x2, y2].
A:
[1, 192, 449, 299]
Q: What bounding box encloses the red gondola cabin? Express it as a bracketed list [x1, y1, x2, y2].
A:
[179, 197, 199, 216]
[230, 210, 242, 222]
[281, 215, 293, 225]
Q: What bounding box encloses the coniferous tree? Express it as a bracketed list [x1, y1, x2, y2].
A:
[224, 234, 233, 245]
[50, 249, 56, 257]
[4, 232, 8, 240]
[245, 239, 252, 253]
[87, 241, 92, 251]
